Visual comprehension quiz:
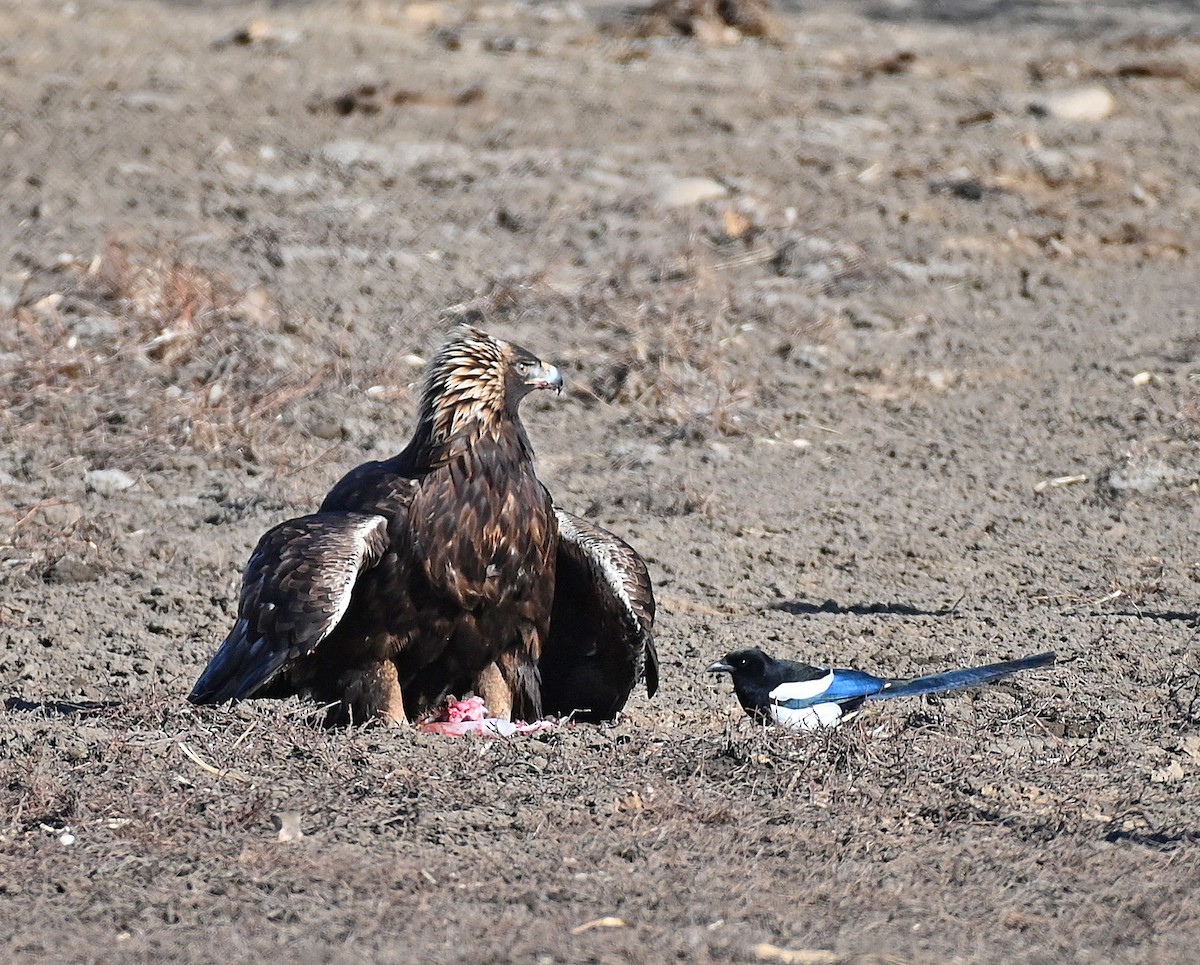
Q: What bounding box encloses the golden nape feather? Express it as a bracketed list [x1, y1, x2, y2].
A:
[188, 325, 657, 728]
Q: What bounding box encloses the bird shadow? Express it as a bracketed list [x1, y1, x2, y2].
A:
[776, 600, 1200, 625]
[3, 697, 120, 717]
[1108, 609, 1200, 625]
[771, 599, 962, 618]
[775, 0, 1192, 31]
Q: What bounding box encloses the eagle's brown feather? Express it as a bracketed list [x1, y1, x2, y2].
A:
[191, 512, 393, 706]
[539, 509, 659, 721]
[189, 325, 656, 726]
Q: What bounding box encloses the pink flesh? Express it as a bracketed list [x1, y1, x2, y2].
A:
[417, 696, 558, 738]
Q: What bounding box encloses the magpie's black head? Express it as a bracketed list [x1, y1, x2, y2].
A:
[707, 648, 777, 716]
[706, 648, 773, 679]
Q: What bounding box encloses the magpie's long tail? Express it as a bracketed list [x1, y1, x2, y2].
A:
[867, 652, 1056, 701]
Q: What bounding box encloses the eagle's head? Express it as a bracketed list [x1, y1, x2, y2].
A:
[420, 326, 563, 449]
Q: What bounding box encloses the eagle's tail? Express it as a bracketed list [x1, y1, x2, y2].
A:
[869, 652, 1056, 701]
[188, 619, 290, 705]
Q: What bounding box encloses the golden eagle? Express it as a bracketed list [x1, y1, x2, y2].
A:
[188, 326, 658, 725]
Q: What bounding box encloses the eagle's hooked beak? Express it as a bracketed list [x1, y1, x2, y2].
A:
[527, 361, 564, 394]
[706, 659, 734, 674]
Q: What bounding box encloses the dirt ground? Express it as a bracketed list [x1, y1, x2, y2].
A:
[2, 0, 1200, 961]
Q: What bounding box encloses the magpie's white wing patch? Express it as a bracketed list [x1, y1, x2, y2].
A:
[767, 671, 867, 730]
[768, 671, 835, 706]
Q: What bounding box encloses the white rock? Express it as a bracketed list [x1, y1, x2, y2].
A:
[319, 139, 471, 175]
[274, 812, 305, 842]
[656, 177, 728, 208]
[1031, 87, 1115, 122]
[120, 91, 179, 111]
[1026, 148, 1076, 183]
[84, 468, 137, 494]
[891, 259, 968, 283]
[248, 171, 324, 197]
[71, 315, 122, 340]
[319, 139, 398, 171]
[707, 441, 732, 463]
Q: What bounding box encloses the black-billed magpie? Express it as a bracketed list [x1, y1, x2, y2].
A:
[706, 648, 1056, 730]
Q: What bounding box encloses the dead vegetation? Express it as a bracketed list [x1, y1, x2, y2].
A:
[628, 0, 788, 44]
[0, 238, 339, 471]
[3, 0, 1200, 961]
[434, 230, 853, 441]
[1, 688, 1195, 962]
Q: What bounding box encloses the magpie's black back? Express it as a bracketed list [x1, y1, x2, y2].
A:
[707, 647, 828, 717]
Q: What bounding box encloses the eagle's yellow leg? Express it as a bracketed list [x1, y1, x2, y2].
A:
[473, 662, 513, 721]
[343, 660, 408, 726]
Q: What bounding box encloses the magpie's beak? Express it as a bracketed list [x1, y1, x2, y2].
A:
[526, 362, 564, 394]
[706, 659, 734, 674]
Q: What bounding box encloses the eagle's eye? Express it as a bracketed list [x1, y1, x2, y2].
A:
[515, 359, 533, 374]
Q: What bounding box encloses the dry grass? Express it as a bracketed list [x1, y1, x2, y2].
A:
[2, 688, 1195, 963]
[597, 295, 760, 437]
[627, 0, 788, 43]
[0, 238, 339, 471]
[0, 226, 854, 463]
[437, 238, 848, 441]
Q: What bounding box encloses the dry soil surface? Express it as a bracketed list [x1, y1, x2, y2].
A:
[2, 0, 1200, 962]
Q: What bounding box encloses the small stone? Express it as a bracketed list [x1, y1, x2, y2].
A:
[1150, 759, 1184, 784]
[707, 442, 732, 462]
[891, 259, 968, 284]
[319, 138, 395, 171]
[656, 177, 728, 208]
[44, 557, 104, 584]
[1030, 86, 1115, 122]
[121, 91, 180, 112]
[34, 292, 63, 315]
[1026, 148, 1076, 184]
[84, 468, 137, 494]
[248, 171, 323, 197]
[308, 417, 346, 441]
[71, 315, 122, 340]
[405, 3, 446, 26]
[273, 812, 305, 842]
[234, 288, 274, 326]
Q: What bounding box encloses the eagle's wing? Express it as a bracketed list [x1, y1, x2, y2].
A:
[188, 512, 391, 705]
[538, 508, 658, 721]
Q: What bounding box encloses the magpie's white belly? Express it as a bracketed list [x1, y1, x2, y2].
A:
[769, 700, 847, 731]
